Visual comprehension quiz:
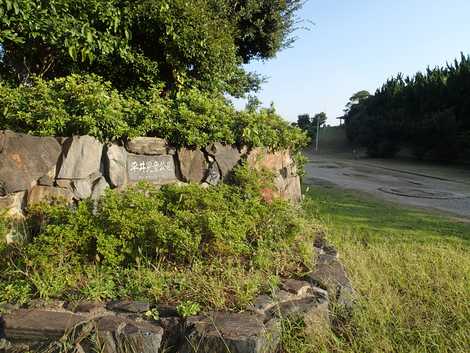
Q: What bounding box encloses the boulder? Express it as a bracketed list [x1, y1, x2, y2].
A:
[306, 255, 354, 310]
[69, 302, 107, 315]
[248, 280, 330, 328]
[177, 148, 206, 183]
[105, 144, 127, 188]
[57, 136, 103, 179]
[156, 304, 179, 317]
[3, 309, 85, 341]
[159, 316, 183, 350]
[246, 148, 291, 174]
[37, 167, 57, 187]
[72, 179, 93, 200]
[55, 179, 73, 189]
[246, 148, 301, 202]
[0, 131, 62, 195]
[63, 172, 104, 201]
[278, 175, 302, 203]
[281, 279, 314, 297]
[95, 316, 163, 353]
[268, 294, 329, 330]
[27, 185, 74, 206]
[314, 233, 338, 258]
[180, 312, 280, 353]
[126, 137, 168, 155]
[205, 143, 241, 179]
[38, 175, 54, 187]
[249, 295, 277, 317]
[106, 300, 150, 313]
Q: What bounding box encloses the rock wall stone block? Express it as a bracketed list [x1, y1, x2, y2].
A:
[127, 154, 177, 184]
[3, 309, 85, 340]
[126, 137, 168, 155]
[28, 185, 74, 206]
[206, 143, 241, 180]
[57, 136, 103, 179]
[246, 148, 301, 203]
[177, 148, 206, 183]
[180, 312, 279, 353]
[0, 131, 61, 195]
[0, 192, 26, 218]
[95, 316, 163, 353]
[105, 144, 127, 188]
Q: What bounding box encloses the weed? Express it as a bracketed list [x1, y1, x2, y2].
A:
[177, 301, 201, 318]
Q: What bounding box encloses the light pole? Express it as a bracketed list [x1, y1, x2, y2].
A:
[315, 114, 320, 152]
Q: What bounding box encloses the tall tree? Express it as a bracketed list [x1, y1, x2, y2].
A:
[344, 54, 470, 161]
[0, 0, 303, 96]
[312, 112, 327, 127]
[297, 112, 327, 140]
[344, 90, 370, 113]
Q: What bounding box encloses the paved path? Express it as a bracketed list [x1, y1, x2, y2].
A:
[304, 152, 470, 219]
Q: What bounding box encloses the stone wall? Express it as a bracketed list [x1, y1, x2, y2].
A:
[0, 130, 301, 222]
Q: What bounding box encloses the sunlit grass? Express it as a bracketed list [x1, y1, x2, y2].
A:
[283, 186, 470, 353]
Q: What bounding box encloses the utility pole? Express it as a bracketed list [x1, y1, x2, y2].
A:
[315, 114, 320, 152]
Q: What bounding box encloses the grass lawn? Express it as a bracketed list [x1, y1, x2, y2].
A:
[290, 185, 470, 353]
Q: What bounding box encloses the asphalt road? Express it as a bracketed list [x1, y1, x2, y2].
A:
[304, 152, 470, 219]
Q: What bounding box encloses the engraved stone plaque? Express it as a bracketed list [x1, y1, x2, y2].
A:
[127, 154, 177, 184]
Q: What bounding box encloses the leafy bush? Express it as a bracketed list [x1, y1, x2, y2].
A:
[0, 74, 309, 151]
[26, 180, 299, 266]
[0, 75, 142, 141]
[0, 166, 314, 307]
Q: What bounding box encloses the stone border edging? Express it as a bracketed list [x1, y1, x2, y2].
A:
[0, 235, 353, 353]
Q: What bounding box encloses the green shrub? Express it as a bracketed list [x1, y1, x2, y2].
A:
[27, 179, 301, 267]
[0, 166, 313, 307]
[0, 75, 138, 141]
[0, 74, 309, 151]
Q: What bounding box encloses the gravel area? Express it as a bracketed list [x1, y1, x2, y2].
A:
[304, 153, 470, 219]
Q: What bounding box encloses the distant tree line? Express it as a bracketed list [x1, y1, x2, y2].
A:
[296, 112, 327, 140]
[344, 53, 470, 161]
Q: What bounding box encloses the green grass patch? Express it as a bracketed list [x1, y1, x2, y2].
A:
[287, 185, 470, 353]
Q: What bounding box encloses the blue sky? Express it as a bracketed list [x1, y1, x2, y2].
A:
[235, 0, 470, 125]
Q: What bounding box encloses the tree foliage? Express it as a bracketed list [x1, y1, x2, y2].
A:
[296, 112, 327, 140]
[345, 53, 470, 161]
[0, 74, 309, 150]
[0, 0, 307, 150]
[344, 90, 370, 114]
[0, 0, 302, 96]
